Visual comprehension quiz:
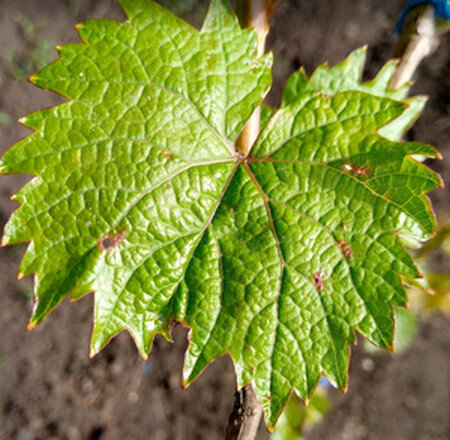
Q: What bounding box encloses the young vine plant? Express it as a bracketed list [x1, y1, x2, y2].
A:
[0, 0, 442, 430]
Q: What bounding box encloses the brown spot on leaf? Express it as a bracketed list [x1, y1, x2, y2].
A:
[99, 230, 125, 252]
[161, 149, 174, 161]
[313, 272, 323, 291]
[339, 240, 353, 258]
[341, 162, 370, 177]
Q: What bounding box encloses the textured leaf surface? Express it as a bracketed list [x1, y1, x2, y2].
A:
[282, 47, 426, 141]
[0, 0, 441, 429]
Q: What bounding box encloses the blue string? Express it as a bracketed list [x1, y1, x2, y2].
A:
[397, 0, 450, 33]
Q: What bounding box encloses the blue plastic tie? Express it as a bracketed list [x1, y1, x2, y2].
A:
[397, 0, 450, 34]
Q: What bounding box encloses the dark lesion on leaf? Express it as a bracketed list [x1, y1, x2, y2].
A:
[338, 240, 353, 258]
[341, 162, 370, 177]
[98, 230, 125, 252]
[313, 272, 324, 291]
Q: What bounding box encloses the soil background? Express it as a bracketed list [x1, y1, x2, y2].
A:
[0, 1, 448, 439]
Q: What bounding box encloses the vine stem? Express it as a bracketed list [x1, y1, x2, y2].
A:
[225, 385, 263, 440]
[225, 1, 271, 439]
[391, 3, 439, 89]
[235, 0, 270, 156]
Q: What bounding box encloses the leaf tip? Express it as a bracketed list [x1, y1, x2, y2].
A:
[75, 22, 83, 31]
[384, 333, 396, 354]
[138, 350, 149, 361]
[266, 424, 276, 434]
[339, 381, 349, 393]
[401, 100, 410, 111]
[26, 320, 37, 331]
[28, 75, 39, 85]
[181, 372, 194, 389]
[181, 367, 198, 389]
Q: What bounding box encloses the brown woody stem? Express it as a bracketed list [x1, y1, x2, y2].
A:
[235, 0, 270, 156]
[391, 3, 439, 89]
[225, 385, 263, 440]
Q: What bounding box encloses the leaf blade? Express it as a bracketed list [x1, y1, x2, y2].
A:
[282, 47, 426, 141]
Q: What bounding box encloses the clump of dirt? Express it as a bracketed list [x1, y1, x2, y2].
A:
[0, 1, 448, 439]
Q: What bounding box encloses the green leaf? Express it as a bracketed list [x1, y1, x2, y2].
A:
[364, 306, 418, 354]
[0, 0, 441, 430]
[260, 104, 276, 128]
[283, 47, 427, 141]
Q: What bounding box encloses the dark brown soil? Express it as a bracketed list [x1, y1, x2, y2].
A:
[0, 1, 448, 440]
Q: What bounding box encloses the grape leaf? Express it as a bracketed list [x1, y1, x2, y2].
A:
[282, 47, 426, 141]
[0, 0, 441, 429]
